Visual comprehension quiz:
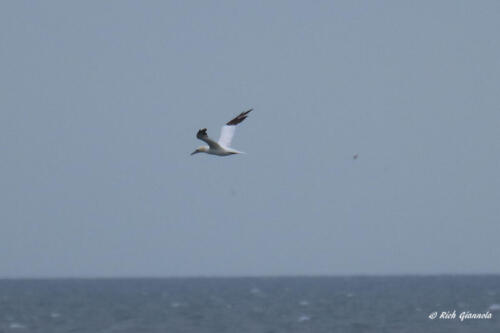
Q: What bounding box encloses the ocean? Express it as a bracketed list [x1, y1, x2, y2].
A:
[0, 276, 499, 332]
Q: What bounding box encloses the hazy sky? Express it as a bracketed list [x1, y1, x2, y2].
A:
[1, 1, 499, 277]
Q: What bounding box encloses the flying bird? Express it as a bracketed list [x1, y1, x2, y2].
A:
[191, 109, 253, 156]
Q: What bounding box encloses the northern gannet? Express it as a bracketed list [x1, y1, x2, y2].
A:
[191, 109, 253, 156]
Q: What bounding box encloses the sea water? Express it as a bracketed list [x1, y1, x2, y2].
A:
[0, 276, 499, 332]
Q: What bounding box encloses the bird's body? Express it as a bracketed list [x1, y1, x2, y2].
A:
[191, 109, 252, 156]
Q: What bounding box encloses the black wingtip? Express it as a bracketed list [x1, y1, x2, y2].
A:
[226, 109, 253, 126]
[197, 128, 207, 138]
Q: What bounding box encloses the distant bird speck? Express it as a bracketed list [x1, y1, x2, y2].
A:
[353, 154, 358, 160]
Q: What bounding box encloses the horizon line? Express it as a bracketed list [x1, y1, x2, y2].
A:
[1, 273, 500, 280]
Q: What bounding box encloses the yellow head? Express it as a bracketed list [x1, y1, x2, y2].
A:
[191, 146, 209, 155]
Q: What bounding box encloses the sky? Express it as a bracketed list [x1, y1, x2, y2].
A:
[1, 1, 499, 278]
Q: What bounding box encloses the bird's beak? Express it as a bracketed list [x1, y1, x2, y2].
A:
[191, 150, 198, 155]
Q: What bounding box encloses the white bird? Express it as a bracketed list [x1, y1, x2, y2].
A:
[191, 109, 253, 156]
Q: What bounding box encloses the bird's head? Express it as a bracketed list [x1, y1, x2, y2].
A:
[191, 146, 209, 155]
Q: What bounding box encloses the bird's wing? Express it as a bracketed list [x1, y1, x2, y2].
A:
[196, 128, 221, 150]
[218, 109, 252, 148]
